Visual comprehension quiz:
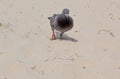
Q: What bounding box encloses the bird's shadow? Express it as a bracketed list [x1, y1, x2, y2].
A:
[55, 32, 78, 42]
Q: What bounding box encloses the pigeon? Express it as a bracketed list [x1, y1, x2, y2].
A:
[48, 8, 73, 40]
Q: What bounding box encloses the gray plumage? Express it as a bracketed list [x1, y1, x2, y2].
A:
[48, 8, 73, 39]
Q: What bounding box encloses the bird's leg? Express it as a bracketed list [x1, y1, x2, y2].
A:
[60, 32, 64, 40]
[51, 29, 56, 40]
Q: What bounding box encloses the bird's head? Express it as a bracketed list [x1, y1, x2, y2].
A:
[62, 8, 69, 14]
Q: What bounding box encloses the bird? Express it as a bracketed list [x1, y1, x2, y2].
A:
[48, 8, 73, 40]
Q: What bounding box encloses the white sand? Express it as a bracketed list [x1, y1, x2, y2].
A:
[0, 0, 120, 79]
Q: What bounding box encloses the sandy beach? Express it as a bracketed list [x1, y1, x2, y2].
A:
[0, 0, 120, 79]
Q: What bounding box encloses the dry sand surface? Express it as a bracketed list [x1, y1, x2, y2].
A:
[0, 0, 120, 79]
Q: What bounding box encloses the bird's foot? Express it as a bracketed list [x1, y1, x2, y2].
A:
[60, 38, 63, 41]
[59, 36, 64, 40]
[51, 34, 56, 40]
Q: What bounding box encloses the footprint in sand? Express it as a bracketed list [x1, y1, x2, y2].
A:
[0, 22, 14, 32]
[98, 29, 115, 37]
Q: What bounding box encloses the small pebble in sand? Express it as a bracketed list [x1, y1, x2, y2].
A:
[0, 23, 2, 27]
[114, 67, 120, 69]
[83, 66, 86, 69]
[75, 30, 78, 32]
[103, 48, 107, 52]
[41, 71, 44, 75]
[109, 32, 115, 37]
[118, 17, 120, 20]
[109, 13, 114, 20]
[48, 46, 51, 48]
[75, 53, 80, 58]
[110, 17, 113, 20]
[31, 66, 36, 70]
[119, 67, 120, 69]
[88, 5, 90, 8]
[73, 14, 76, 17]
[19, 11, 22, 14]
[0, 52, 4, 55]
[5, 77, 7, 79]
[48, 50, 51, 53]
[34, 32, 38, 35]
[114, 67, 117, 69]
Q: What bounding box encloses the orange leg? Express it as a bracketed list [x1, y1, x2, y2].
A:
[51, 29, 56, 40]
